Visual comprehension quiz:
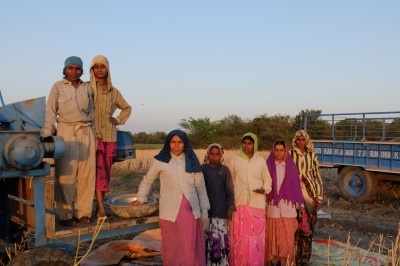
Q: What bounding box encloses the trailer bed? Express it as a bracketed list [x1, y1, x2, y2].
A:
[301, 111, 400, 201]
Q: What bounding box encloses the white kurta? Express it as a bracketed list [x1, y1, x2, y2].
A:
[137, 153, 210, 222]
[227, 153, 272, 209]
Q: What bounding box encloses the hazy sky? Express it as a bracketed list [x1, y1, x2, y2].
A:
[1, 1, 399, 134]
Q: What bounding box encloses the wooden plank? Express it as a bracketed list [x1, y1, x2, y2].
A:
[52, 216, 159, 239]
[44, 172, 55, 238]
[55, 226, 90, 238]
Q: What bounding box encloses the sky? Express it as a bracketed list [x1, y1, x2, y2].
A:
[0, 1, 399, 134]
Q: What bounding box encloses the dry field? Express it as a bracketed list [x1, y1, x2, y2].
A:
[107, 149, 400, 265]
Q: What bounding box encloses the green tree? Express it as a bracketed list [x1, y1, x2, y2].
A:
[220, 115, 251, 136]
[133, 131, 167, 144]
[179, 117, 224, 147]
[218, 115, 252, 149]
[251, 114, 293, 149]
[291, 109, 330, 139]
[133, 131, 150, 143]
[147, 131, 167, 144]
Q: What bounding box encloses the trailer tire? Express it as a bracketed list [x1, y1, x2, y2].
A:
[338, 167, 377, 202]
[8, 248, 74, 266]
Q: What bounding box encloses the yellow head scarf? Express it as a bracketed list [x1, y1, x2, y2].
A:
[89, 55, 113, 90]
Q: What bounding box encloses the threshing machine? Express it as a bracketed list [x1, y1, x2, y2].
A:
[0, 92, 158, 264]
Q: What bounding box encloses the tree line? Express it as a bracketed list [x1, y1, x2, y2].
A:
[132, 109, 400, 150]
[133, 109, 320, 150]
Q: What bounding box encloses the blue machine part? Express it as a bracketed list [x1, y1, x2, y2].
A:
[0, 92, 64, 178]
[0, 132, 65, 178]
[0, 94, 46, 131]
[116, 131, 136, 162]
[4, 133, 45, 170]
[44, 136, 65, 159]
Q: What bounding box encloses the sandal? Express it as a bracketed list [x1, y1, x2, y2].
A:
[97, 215, 108, 221]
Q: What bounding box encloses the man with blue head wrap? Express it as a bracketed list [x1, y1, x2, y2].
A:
[62, 56, 83, 76]
[41, 56, 96, 226]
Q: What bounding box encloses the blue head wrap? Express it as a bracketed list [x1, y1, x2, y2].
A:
[64, 56, 83, 68]
[154, 129, 202, 173]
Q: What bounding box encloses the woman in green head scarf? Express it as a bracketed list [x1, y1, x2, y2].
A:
[239, 132, 259, 158]
[227, 132, 272, 265]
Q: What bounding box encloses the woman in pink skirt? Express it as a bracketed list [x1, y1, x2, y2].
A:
[227, 133, 272, 266]
[130, 129, 210, 266]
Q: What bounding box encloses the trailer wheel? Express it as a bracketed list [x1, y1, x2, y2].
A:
[338, 167, 377, 202]
[8, 248, 74, 266]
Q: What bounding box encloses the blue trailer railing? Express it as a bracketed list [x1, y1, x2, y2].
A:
[302, 111, 400, 142]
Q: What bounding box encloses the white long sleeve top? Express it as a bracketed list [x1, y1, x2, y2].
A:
[136, 153, 210, 222]
[228, 153, 272, 209]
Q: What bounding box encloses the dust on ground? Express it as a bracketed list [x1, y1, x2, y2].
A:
[85, 168, 400, 265]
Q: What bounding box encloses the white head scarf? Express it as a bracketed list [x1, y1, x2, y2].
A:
[203, 143, 224, 164]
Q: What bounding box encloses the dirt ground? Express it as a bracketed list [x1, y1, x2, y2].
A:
[314, 169, 400, 252]
[89, 168, 399, 265]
